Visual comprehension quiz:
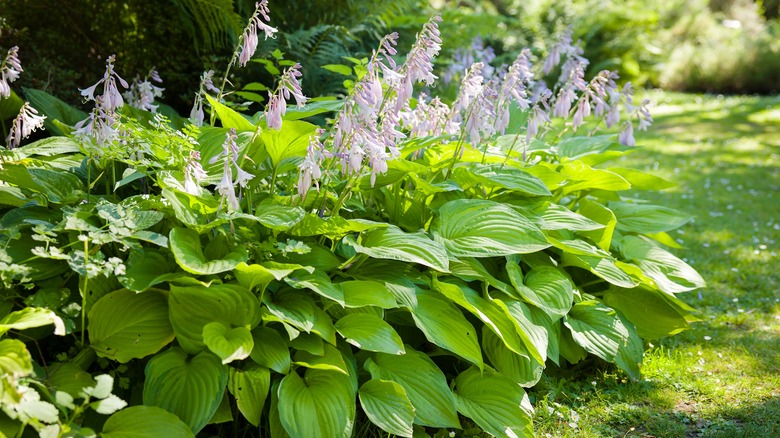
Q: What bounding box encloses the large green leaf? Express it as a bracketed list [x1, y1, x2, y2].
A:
[277, 368, 356, 438]
[340, 281, 397, 309]
[0, 339, 33, 379]
[283, 99, 343, 120]
[453, 163, 551, 196]
[249, 204, 306, 231]
[169, 227, 248, 275]
[619, 236, 705, 293]
[335, 313, 404, 355]
[562, 252, 638, 288]
[144, 348, 228, 434]
[556, 135, 623, 159]
[578, 198, 617, 252]
[168, 283, 262, 354]
[610, 202, 693, 234]
[262, 289, 338, 344]
[203, 322, 254, 364]
[250, 326, 291, 374]
[408, 292, 483, 367]
[17, 137, 81, 157]
[613, 314, 643, 380]
[285, 270, 344, 305]
[522, 267, 574, 321]
[432, 199, 550, 257]
[293, 343, 349, 374]
[102, 405, 195, 438]
[257, 120, 317, 169]
[454, 366, 534, 438]
[0, 307, 65, 336]
[205, 94, 256, 132]
[359, 379, 415, 438]
[564, 301, 629, 363]
[482, 328, 543, 388]
[609, 167, 676, 191]
[119, 249, 178, 292]
[559, 160, 631, 195]
[344, 226, 449, 272]
[228, 364, 270, 427]
[365, 349, 460, 428]
[27, 168, 83, 204]
[602, 285, 694, 339]
[234, 261, 301, 294]
[535, 202, 604, 231]
[88, 289, 174, 363]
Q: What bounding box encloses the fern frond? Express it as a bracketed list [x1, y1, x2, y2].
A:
[170, 0, 244, 52]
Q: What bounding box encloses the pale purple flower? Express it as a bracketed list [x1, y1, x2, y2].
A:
[238, 1, 278, 67]
[6, 102, 46, 149]
[637, 98, 653, 131]
[183, 151, 207, 195]
[265, 63, 307, 130]
[572, 95, 590, 132]
[0, 46, 22, 98]
[211, 129, 253, 211]
[124, 69, 164, 112]
[266, 92, 286, 130]
[553, 84, 577, 119]
[443, 37, 496, 85]
[189, 70, 219, 127]
[297, 128, 326, 197]
[526, 93, 552, 143]
[618, 121, 635, 146]
[391, 15, 442, 112]
[79, 55, 128, 113]
[543, 30, 573, 74]
[464, 79, 497, 145]
[451, 62, 485, 121]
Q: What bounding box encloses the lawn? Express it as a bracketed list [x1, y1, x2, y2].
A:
[531, 91, 780, 437]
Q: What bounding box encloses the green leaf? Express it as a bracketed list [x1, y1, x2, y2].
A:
[359, 379, 415, 438]
[283, 100, 344, 121]
[335, 314, 405, 355]
[27, 168, 83, 204]
[234, 261, 300, 293]
[277, 368, 355, 438]
[257, 120, 317, 169]
[609, 167, 676, 191]
[454, 366, 534, 438]
[409, 292, 483, 367]
[169, 227, 247, 275]
[205, 94, 256, 132]
[0, 307, 65, 336]
[454, 163, 551, 196]
[228, 364, 270, 427]
[252, 204, 306, 231]
[602, 285, 693, 339]
[619, 235, 705, 293]
[522, 267, 574, 321]
[613, 314, 643, 380]
[482, 328, 543, 388]
[562, 252, 639, 288]
[17, 137, 81, 157]
[0, 339, 33, 379]
[88, 289, 175, 363]
[285, 270, 345, 305]
[345, 226, 449, 272]
[610, 202, 693, 234]
[322, 64, 353, 76]
[119, 249, 177, 292]
[203, 322, 254, 364]
[144, 348, 228, 434]
[250, 326, 291, 374]
[565, 301, 629, 363]
[169, 283, 262, 354]
[535, 202, 604, 231]
[559, 160, 631, 195]
[432, 199, 550, 257]
[340, 281, 397, 309]
[556, 135, 627, 160]
[24, 88, 88, 135]
[365, 349, 460, 428]
[102, 405, 195, 438]
[578, 198, 617, 252]
[293, 343, 348, 374]
[47, 363, 96, 397]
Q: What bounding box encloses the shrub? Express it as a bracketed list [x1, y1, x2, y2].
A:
[0, 6, 702, 437]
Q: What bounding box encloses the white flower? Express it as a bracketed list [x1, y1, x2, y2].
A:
[618, 121, 635, 146]
[0, 46, 22, 98]
[238, 1, 278, 67]
[6, 102, 46, 149]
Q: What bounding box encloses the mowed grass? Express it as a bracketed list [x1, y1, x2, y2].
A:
[531, 91, 780, 437]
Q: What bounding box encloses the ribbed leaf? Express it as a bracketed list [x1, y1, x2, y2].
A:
[228, 364, 270, 427]
[169, 227, 248, 275]
[619, 236, 705, 293]
[365, 349, 460, 428]
[203, 322, 253, 364]
[293, 343, 348, 374]
[454, 163, 551, 196]
[522, 267, 574, 321]
[610, 202, 693, 234]
[335, 313, 404, 355]
[88, 289, 174, 363]
[277, 368, 355, 438]
[432, 199, 549, 257]
[250, 326, 291, 374]
[252, 204, 306, 231]
[285, 270, 344, 305]
[559, 160, 631, 194]
[359, 379, 415, 437]
[340, 281, 397, 309]
[535, 202, 604, 231]
[234, 261, 300, 293]
[102, 406, 194, 438]
[258, 120, 317, 169]
[144, 348, 228, 434]
[454, 366, 534, 438]
[602, 285, 693, 339]
[564, 301, 629, 363]
[345, 226, 449, 272]
[0, 339, 33, 379]
[562, 252, 639, 288]
[408, 292, 482, 367]
[0, 307, 65, 336]
[263, 289, 337, 344]
[205, 94, 255, 132]
[168, 283, 262, 354]
[482, 329, 543, 388]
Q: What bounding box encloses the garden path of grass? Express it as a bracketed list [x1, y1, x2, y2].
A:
[532, 91, 780, 437]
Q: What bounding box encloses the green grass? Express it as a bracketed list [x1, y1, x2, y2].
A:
[531, 91, 780, 437]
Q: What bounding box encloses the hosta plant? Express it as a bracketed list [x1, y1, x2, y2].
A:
[0, 5, 703, 437]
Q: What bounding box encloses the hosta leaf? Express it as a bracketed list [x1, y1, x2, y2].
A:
[0, 339, 33, 378]
[359, 379, 415, 437]
[169, 284, 262, 354]
[556, 135, 622, 159]
[613, 314, 643, 380]
[564, 301, 629, 363]
[27, 168, 83, 204]
[120, 249, 176, 292]
[144, 348, 228, 434]
[432, 199, 549, 257]
[277, 368, 355, 438]
[562, 252, 638, 288]
[454, 366, 534, 438]
[345, 226, 449, 272]
[497, 296, 550, 364]
[454, 163, 551, 196]
[250, 326, 291, 374]
[169, 227, 247, 275]
[535, 202, 604, 231]
[257, 120, 317, 169]
[609, 167, 676, 191]
[47, 363, 96, 397]
[482, 328, 543, 388]
[228, 365, 270, 427]
[559, 160, 631, 195]
[365, 349, 460, 428]
[285, 270, 344, 305]
[294, 343, 348, 374]
[0, 307, 65, 336]
[203, 322, 254, 364]
[251, 204, 306, 231]
[335, 313, 405, 355]
[340, 281, 397, 309]
[102, 406, 195, 438]
[610, 202, 693, 234]
[409, 292, 483, 367]
[619, 236, 705, 293]
[602, 285, 694, 339]
[88, 289, 174, 363]
[205, 94, 255, 132]
[522, 267, 574, 321]
[234, 261, 302, 293]
[578, 198, 617, 252]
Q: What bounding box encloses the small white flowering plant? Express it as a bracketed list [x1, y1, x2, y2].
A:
[0, 4, 702, 437]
